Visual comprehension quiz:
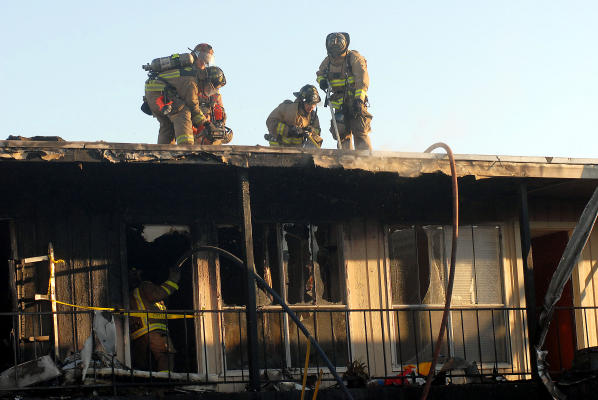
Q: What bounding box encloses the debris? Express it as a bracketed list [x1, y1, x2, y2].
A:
[343, 360, 369, 388]
[262, 369, 302, 391]
[0, 355, 61, 388]
[6, 135, 65, 142]
[81, 311, 116, 381]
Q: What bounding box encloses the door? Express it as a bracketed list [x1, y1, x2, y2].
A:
[532, 231, 576, 374]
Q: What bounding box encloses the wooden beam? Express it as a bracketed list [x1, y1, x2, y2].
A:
[239, 170, 260, 391]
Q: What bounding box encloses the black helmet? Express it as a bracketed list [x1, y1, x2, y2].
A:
[294, 84, 321, 105]
[207, 66, 227, 88]
[326, 32, 350, 57]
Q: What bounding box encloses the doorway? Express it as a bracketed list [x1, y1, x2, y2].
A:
[532, 231, 576, 374]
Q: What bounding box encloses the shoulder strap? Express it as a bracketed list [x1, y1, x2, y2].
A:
[346, 51, 353, 74]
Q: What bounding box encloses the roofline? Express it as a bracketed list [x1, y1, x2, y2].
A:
[1, 140, 598, 180]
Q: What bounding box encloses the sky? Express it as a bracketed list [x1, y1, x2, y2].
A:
[1, 1, 597, 158]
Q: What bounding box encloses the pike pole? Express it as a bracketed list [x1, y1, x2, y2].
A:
[325, 87, 343, 149]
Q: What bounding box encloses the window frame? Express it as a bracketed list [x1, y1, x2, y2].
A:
[218, 222, 350, 375]
[385, 223, 515, 372]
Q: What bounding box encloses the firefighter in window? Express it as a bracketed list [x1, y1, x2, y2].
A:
[193, 66, 233, 145]
[128, 266, 181, 372]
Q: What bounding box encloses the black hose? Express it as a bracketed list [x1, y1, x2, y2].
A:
[175, 245, 354, 400]
[420, 143, 459, 400]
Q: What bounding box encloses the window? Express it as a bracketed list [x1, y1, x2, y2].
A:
[388, 225, 509, 369]
[126, 225, 195, 372]
[219, 223, 348, 371]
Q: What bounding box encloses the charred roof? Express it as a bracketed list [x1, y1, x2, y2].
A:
[0, 140, 596, 223]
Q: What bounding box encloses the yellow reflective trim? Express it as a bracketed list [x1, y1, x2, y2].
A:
[133, 288, 145, 310]
[316, 76, 325, 83]
[159, 73, 178, 79]
[331, 98, 344, 109]
[276, 122, 286, 136]
[269, 141, 280, 147]
[176, 134, 194, 144]
[329, 79, 346, 87]
[192, 114, 206, 125]
[131, 322, 168, 340]
[165, 280, 179, 291]
[281, 136, 303, 145]
[145, 81, 166, 91]
[159, 70, 181, 79]
[160, 285, 172, 295]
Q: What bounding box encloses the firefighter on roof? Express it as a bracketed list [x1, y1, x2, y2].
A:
[316, 32, 373, 151]
[193, 66, 233, 145]
[129, 266, 181, 372]
[265, 84, 323, 148]
[143, 43, 220, 145]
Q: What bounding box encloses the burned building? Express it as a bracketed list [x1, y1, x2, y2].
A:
[1, 139, 598, 397]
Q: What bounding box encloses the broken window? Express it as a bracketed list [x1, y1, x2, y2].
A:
[220, 223, 348, 371]
[283, 224, 344, 305]
[126, 224, 195, 372]
[389, 225, 509, 369]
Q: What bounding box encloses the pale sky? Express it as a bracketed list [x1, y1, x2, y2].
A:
[1, 1, 596, 158]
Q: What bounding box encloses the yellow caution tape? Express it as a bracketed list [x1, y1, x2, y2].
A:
[54, 299, 115, 311]
[52, 299, 195, 318]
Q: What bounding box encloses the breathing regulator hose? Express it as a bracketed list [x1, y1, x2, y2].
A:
[420, 143, 459, 400]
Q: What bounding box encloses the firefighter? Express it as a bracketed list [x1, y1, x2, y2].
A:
[316, 32, 373, 151]
[129, 266, 181, 372]
[191, 43, 214, 69]
[145, 65, 221, 146]
[265, 84, 323, 148]
[193, 66, 233, 145]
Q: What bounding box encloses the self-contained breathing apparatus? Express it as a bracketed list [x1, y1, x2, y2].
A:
[141, 53, 194, 116]
[142, 53, 195, 73]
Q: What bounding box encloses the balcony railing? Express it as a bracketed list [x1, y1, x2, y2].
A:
[1, 305, 591, 393]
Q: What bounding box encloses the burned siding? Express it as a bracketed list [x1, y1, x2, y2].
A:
[14, 210, 121, 360]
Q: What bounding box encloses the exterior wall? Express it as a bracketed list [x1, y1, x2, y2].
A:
[343, 218, 392, 377]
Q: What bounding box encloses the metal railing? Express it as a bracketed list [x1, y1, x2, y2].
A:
[2, 305, 595, 393]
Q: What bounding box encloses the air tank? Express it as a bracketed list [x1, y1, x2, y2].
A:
[142, 53, 195, 72]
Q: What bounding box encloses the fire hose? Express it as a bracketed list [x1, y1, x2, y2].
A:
[420, 143, 459, 400]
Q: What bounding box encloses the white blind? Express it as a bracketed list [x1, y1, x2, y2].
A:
[443, 226, 503, 305]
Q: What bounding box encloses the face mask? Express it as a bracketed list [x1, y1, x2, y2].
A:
[202, 81, 217, 97]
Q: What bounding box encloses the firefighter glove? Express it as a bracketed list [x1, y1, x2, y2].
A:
[319, 79, 329, 91]
[352, 99, 366, 115]
[192, 113, 207, 127]
[302, 126, 316, 136]
[168, 266, 181, 284]
[289, 126, 302, 138]
[203, 121, 218, 140]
